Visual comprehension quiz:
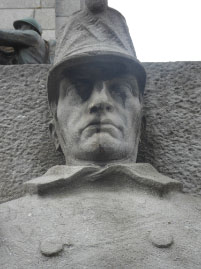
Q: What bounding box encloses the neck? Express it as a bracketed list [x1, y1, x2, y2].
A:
[65, 157, 137, 167]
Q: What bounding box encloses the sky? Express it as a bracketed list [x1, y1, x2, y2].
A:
[109, 0, 201, 62]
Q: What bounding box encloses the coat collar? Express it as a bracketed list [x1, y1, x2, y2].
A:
[24, 163, 182, 196]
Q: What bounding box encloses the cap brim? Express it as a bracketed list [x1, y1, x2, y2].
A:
[47, 52, 146, 106]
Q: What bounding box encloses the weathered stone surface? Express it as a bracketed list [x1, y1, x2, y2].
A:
[150, 230, 174, 248]
[0, 65, 64, 204]
[0, 185, 201, 268]
[56, 0, 81, 17]
[138, 62, 201, 195]
[0, 9, 34, 29]
[0, 0, 40, 9]
[0, 62, 201, 203]
[35, 8, 55, 30]
[41, 0, 55, 8]
[42, 30, 56, 40]
[50, 4, 146, 166]
[24, 164, 182, 196]
[56, 16, 67, 33]
[40, 238, 63, 256]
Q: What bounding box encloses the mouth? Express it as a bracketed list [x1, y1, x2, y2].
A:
[79, 119, 124, 139]
[84, 120, 121, 131]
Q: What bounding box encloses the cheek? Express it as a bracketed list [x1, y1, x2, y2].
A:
[56, 101, 71, 129]
[125, 100, 142, 128]
[57, 99, 86, 132]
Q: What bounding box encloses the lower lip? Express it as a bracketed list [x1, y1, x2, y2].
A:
[84, 124, 120, 132]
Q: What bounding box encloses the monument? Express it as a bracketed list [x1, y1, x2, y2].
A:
[0, 1, 201, 268]
[0, 18, 51, 64]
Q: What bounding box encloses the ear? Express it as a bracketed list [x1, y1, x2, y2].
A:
[49, 121, 62, 152]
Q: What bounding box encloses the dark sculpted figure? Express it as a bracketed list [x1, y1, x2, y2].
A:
[0, 1, 201, 268]
[0, 18, 50, 64]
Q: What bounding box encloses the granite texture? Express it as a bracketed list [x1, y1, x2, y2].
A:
[56, 16, 67, 34]
[41, 0, 55, 8]
[138, 62, 201, 195]
[0, 62, 201, 203]
[0, 9, 34, 29]
[0, 65, 64, 203]
[0, 180, 201, 268]
[55, 0, 84, 33]
[55, 0, 81, 17]
[35, 8, 56, 30]
[0, 0, 40, 9]
[42, 30, 56, 40]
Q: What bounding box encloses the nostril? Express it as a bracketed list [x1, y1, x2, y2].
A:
[90, 106, 98, 113]
[90, 103, 103, 114]
[106, 105, 113, 112]
[89, 103, 113, 113]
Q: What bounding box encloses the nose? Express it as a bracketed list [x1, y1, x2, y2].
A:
[88, 81, 114, 114]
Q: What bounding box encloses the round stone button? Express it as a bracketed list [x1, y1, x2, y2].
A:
[150, 230, 174, 248]
[40, 238, 64, 257]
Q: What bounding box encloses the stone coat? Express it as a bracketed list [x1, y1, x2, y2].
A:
[0, 164, 201, 269]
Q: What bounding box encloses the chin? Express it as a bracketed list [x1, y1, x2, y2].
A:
[76, 133, 133, 162]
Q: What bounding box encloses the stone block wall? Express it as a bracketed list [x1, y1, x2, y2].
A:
[0, 0, 93, 39]
[55, 0, 81, 34]
[0, 62, 201, 204]
[0, 0, 56, 40]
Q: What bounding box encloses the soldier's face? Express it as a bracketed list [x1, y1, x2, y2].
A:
[17, 23, 33, 31]
[54, 63, 142, 165]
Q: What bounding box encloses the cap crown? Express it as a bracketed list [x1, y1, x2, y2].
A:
[48, 1, 146, 106]
[14, 18, 42, 35]
[54, 7, 136, 66]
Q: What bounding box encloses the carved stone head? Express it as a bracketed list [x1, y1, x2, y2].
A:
[47, 0, 146, 166]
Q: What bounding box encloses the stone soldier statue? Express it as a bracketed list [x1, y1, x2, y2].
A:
[0, 18, 50, 64]
[0, 1, 201, 268]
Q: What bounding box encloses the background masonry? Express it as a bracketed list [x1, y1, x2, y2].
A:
[1, 62, 201, 203]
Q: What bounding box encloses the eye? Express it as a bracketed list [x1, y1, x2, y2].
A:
[74, 79, 93, 101]
[115, 80, 139, 98]
[109, 82, 131, 100]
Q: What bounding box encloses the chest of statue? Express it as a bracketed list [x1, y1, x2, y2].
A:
[0, 171, 201, 269]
